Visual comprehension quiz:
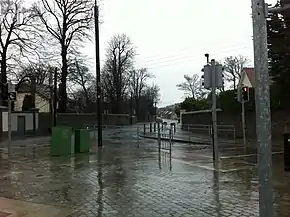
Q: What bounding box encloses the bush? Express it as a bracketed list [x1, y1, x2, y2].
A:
[180, 97, 209, 112]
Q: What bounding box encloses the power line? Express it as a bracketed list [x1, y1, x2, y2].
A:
[135, 41, 253, 62]
[135, 45, 251, 69]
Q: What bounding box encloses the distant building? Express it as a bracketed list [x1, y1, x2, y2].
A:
[15, 83, 51, 112]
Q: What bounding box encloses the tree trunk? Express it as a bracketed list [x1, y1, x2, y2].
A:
[233, 76, 236, 89]
[59, 47, 68, 112]
[0, 53, 8, 107]
[135, 97, 139, 120]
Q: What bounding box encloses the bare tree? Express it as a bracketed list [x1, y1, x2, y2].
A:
[68, 58, 94, 110]
[196, 78, 210, 99]
[129, 68, 152, 117]
[102, 33, 135, 113]
[0, 0, 38, 106]
[16, 63, 52, 86]
[144, 84, 160, 104]
[35, 0, 94, 112]
[223, 55, 250, 89]
[176, 74, 200, 99]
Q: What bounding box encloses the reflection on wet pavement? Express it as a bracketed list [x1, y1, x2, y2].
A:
[0, 197, 71, 217]
[0, 135, 289, 217]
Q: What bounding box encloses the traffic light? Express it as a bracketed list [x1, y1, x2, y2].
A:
[201, 64, 224, 89]
[241, 86, 249, 102]
[215, 64, 224, 88]
[201, 64, 211, 89]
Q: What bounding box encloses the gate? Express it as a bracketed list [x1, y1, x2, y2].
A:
[85, 124, 140, 147]
[138, 122, 173, 154]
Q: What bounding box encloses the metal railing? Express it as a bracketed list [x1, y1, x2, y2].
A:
[181, 124, 236, 143]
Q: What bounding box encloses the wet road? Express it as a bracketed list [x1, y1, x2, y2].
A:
[0, 125, 289, 216]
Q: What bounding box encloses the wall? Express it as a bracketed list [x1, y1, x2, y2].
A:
[38, 113, 137, 134]
[181, 110, 288, 139]
[2, 111, 38, 132]
[56, 113, 135, 128]
[0, 111, 136, 140]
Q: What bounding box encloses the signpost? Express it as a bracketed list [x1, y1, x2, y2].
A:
[7, 83, 16, 156]
[201, 58, 224, 165]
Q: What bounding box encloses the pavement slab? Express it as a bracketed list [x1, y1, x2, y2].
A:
[0, 197, 72, 217]
[0, 127, 289, 217]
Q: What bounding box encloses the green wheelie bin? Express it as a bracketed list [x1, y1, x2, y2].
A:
[51, 126, 75, 156]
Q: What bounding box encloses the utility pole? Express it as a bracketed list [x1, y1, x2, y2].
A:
[251, 1, 280, 216]
[49, 68, 53, 116]
[53, 68, 57, 127]
[94, 0, 102, 147]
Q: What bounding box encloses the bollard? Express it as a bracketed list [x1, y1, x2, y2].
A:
[143, 124, 146, 135]
[169, 128, 172, 156]
[154, 123, 156, 132]
[284, 133, 290, 171]
[158, 123, 161, 152]
[174, 123, 176, 134]
[150, 123, 152, 133]
[137, 126, 140, 148]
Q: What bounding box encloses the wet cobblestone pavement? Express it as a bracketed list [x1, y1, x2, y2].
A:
[0, 136, 290, 216]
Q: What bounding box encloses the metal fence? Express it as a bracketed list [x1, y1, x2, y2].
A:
[85, 124, 141, 147]
[181, 124, 236, 143]
[138, 123, 173, 154]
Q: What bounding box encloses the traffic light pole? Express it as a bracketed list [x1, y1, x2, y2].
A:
[211, 59, 219, 165]
[241, 100, 247, 149]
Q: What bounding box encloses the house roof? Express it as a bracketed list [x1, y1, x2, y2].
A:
[17, 83, 51, 100]
[244, 67, 255, 87]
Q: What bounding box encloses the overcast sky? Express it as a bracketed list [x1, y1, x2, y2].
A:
[80, 0, 277, 107]
[23, 0, 277, 107]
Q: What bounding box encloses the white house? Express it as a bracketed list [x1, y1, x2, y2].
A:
[14, 83, 51, 113]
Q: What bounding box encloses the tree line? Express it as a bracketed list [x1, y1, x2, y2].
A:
[0, 0, 159, 119]
[175, 55, 250, 114]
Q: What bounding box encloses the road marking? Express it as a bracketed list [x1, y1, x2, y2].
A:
[220, 147, 245, 150]
[221, 151, 284, 159]
[193, 154, 213, 159]
[172, 158, 252, 173]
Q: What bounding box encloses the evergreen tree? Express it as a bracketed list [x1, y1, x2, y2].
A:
[267, 1, 290, 109]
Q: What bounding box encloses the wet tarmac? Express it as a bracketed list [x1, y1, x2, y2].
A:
[0, 125, 289, 217]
